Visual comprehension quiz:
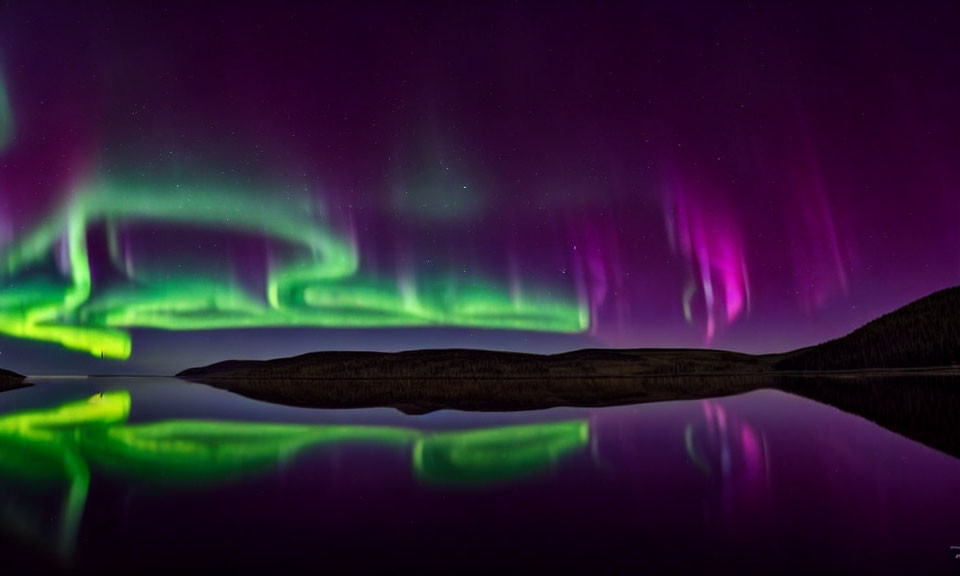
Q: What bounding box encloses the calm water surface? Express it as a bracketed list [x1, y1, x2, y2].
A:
[1, 377, 959, 575]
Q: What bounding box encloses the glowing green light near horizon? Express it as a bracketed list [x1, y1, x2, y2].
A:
[0, 178, 588, 359]
[0, 391, 589, 558]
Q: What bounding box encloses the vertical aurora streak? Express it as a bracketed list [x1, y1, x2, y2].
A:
[0, 68, 11, 153]
[666, 186, 750, 343]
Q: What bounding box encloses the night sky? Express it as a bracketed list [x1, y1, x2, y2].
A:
[0, 1, 958, 375]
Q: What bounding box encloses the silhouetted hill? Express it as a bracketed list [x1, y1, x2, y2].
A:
[776, 286, 960, 371]
[179, 348, 771, 381]
[0, 368, 27, 393]
[180, 287, 960, 382]
[178, 348, 774, 412]
[176, 287, 960, 413]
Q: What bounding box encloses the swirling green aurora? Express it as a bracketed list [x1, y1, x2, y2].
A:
[0, 180, 589, 360]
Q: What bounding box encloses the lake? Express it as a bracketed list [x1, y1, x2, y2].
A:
[1, 377, 959, 574]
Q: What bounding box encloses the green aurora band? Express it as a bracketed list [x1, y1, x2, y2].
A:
[0, 391, 589, 557]
[0, 179, 589, 359]
[0, 70, 11, 152]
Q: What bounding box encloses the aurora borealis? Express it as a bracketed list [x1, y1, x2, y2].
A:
[0, 179, 585, 360]
[1, 1, 959, 373]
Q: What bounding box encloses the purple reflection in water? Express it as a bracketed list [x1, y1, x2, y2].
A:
[1, 380, 959, 575]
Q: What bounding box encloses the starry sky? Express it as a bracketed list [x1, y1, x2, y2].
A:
[0, 1, 958, 375]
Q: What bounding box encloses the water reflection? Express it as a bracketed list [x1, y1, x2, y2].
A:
[686, 400, 770, 484]
[4, 382, 960, 574]
[414, 421, 588, 486]
[0, 391, 588, 561]
[684, 399, 771, 525]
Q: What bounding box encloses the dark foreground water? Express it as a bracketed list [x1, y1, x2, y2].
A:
[1, 378, 959, 575]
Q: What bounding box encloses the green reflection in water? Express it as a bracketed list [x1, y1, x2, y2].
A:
[81, 420, 418, 484]
[414, 421, 590, 486]
[0, 391, 127, 559]
[0, 391, 588, 559]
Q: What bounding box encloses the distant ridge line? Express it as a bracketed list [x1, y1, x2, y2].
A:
[178, 285, 960, 379]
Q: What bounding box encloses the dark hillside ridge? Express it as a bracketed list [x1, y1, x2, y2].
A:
[179, 286, 960, 380]
[776, 286, 960, 371]
[0, 368, 27, 393]
[179, 348, 771, 380]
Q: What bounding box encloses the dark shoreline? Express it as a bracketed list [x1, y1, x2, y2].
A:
[0, 371, 28, 393]
[182, 373, 772, 414]
[181, 367, 959, 412]
[0, 380, 29, 394]
[175, 284, 960, 390]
